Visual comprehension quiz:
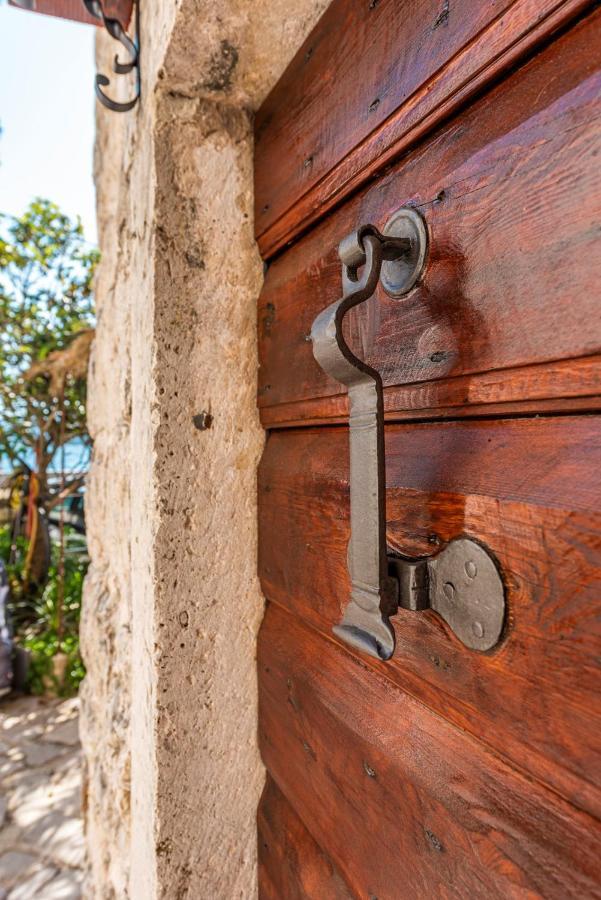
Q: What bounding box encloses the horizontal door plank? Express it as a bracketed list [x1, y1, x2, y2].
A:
[258, 417, 601, 818]
[258, 11, 601, 420]
[259, 604, 601, 899]
[258, 776, 353, 900]
[260, 355, 601, 427]
[255, 0, 593, 257]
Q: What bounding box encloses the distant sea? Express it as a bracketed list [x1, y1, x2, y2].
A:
[0, 437, 89, 476]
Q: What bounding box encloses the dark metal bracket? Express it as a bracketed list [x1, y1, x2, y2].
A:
[310, 211, 506, 660]
[83, 1, 140, 112]
[388, 538, 505, 652]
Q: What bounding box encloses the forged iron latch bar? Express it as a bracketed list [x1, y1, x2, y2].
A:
[311, 227, 408, 660]
[311, 215, 506, 661]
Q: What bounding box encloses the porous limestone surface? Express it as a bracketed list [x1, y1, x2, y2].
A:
[0, 696, 84, 899]
[84, 2, 328, 898]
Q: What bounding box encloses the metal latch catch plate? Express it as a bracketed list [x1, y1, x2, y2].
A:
[388, 538, 505, 652]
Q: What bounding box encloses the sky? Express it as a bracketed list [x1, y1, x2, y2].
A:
[0, 3, 96, 472]
[0, 2, 97, 242]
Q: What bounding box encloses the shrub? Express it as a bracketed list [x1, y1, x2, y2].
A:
[0, 522, 86, 696]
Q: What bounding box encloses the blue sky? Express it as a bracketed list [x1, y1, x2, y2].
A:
[0, 2, 97, 242]
[0, 4, 96, 472]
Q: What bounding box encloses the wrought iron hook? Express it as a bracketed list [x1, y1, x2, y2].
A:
[83, 0, 140, 112]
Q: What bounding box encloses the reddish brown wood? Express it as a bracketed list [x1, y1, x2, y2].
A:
[8, 0, 132, 27]
[260, 356, 601, 427]
[259, 604, 601, 900]
[258, 417, 601, 819]
[258, 776, 353, 900]
[255, 0, 593, 257]
[258, 12, 601, 419]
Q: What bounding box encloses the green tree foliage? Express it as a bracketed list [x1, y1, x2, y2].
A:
[0, 524, 87, 695]
[0, 200, 97, 696]
[0, 199, 98, 503]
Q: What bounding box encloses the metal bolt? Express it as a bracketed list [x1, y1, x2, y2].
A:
[472, 621, 484, 638]
[193, 411, 213, 431]
[302, 740, 315, 759]
[425, 829, 444, 852]
[443, 582, 456, 601]
[465, 560, 477, 579]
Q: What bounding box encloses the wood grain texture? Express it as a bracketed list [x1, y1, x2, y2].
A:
[260, 356, 601, 427]
[257, 11, 601, 420]
[258, 776, 353, 900]
[259, 603, 601, 900]
[258, 417, 601, 819]
[7, 0, 131, 26]
[255, 0, 593, 257]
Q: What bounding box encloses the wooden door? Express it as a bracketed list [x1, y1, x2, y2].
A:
[255, 2, 601, 896]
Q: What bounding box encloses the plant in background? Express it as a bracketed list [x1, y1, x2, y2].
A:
[0, 523, 87, 696]
[0, 198, 97, 502]
[0, 199, 97, 695]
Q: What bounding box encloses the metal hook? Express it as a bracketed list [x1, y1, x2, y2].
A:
[95, 74, 139, 113]
[83, 1, 140, 113]
[105, 19, 138, 74]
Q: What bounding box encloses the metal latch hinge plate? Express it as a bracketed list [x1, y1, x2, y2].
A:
[387, 538, 505, 652]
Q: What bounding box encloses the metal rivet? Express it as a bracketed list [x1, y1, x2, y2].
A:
[430, 350, 450, 363]
[193, 411, 213, 431]
[465, 560, 477, 579]
[425, 829, 444, 852]
[443, 582, 455, 601]
[472, 621, 484, 638]
[302, 740, 316, 760]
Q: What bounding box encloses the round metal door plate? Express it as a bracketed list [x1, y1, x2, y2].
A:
[429, 538, 506, 652]
[381, 207, 428, 298]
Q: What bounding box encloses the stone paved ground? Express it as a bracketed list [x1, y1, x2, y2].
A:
[0, 695, 84, 899]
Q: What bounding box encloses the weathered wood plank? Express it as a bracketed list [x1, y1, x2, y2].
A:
[255, 0, 593, 257]
[258, 11, 601, 420]
[7, 0, 131, 26]
[259, 604, 601, 899]
[259, 356, 601, 427]
[258, 417, 601, 818]
[258, 776, 353, 900]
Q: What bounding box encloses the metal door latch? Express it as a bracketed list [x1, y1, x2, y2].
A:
[310, 211, 506, 661]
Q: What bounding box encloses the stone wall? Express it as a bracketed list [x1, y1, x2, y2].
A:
[82, 2, 327, 897]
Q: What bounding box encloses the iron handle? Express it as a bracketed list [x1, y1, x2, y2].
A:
[311, 228, 401, 660]
[310, 211, 506, 661]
